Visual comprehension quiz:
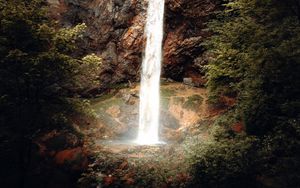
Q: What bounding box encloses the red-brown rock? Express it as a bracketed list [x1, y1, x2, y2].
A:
[47, 0, 219, 89]
[55, 147, 88, 170]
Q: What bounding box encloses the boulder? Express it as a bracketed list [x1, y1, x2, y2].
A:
[183, 77, 193, 86]
[54, 147, 89, 170]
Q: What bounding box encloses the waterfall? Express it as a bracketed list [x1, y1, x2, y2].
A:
[137, 0, 165, 144]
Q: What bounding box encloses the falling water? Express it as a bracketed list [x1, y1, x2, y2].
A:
[137, 0, 165, 144]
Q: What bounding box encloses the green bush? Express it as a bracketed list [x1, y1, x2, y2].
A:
[205, 0, 300, 136]
[257, 119, 300, 187]
[188, 134, 259, 188]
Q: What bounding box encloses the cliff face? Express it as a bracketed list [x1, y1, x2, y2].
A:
[48, 0, 218, 89]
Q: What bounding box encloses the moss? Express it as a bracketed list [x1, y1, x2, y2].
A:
[183, 95, 203, 111]
[92, 97, 123, 112]
[89, 97, 124, 130]
[90, 93, 116, 105]
[161, 97, 170, 110]
[173, 97, 185, 105]
[108, 82, 129, 90]
[160, 88, 176, 98]
[160, 88, 176, 109]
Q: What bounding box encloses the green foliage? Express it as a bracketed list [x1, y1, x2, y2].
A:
[257, 119, 300, 187]
[0, 0, 101, 128]
[54, 23, 87, 52]
[0, 0, 101, 186]
[206, 0, 300, 135]
[190, 0, 300, 187]
[182, 95, 203, 111]
[188, 134, 259, 188]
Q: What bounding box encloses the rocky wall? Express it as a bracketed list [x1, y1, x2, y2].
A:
[48, 0, 219, 90]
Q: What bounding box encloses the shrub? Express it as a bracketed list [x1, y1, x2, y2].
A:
[188, 133, 259, 188]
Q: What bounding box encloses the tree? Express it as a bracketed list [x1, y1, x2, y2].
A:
[206, 0, 300, 135]
[0, 0, 101, 187]
[190, 0, 300, 187]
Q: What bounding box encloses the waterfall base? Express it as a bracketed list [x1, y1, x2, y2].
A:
[97, 139, 166, 147]
[135, 138, 165, 145]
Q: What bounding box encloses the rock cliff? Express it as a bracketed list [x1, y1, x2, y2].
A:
[48, 0, 219, 89]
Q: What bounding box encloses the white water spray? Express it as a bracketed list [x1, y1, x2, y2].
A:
[137, 0, 165, 144]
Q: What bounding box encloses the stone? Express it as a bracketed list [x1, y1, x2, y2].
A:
[183, 77, 194, 86]
[54, 147, 88, 170]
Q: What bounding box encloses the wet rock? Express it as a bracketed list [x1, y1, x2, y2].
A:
[89, 83, 209, 142]
[47, 0, 219, 90]
[54, 147, 88, 170]
[106, 105, 121, 118]
[183, 77, 194, 86]
[38, 130, 82, 152]
[160, 110, 180, 130]
[162, 129, 184, 142]
[29, 130, 88, 188]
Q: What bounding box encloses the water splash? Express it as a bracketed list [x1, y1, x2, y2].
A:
[137, 0, 165, 145]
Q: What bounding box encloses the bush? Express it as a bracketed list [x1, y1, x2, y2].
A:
[188, 133, 259, 188]
[257, 119, 300, 187]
